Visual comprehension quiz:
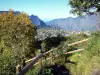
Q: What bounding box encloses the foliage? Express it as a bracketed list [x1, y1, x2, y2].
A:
[34, 33, 66, 53]
[26, 65, 53, 75]
[42, 34, 66, 52]
[68, 31, 100, 75]
[47, 33, 88, 65]
[69, 0, 100, 16]
[66, 53, 79, 75]
[26, 66, 40, 75]
[38, 67, 53, 75]
[0, 10, 36, 74]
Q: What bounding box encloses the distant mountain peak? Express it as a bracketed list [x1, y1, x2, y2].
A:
[30, 14, 50, 28]
[30, 14, 40, 25]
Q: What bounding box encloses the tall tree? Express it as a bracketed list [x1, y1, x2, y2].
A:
[69, 0, 100, 29]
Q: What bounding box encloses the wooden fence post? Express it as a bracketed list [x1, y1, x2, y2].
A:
[16, 65, 21, 75]
[22, 58, 26, 68]
[40, 57, 43, 68]
[17, 53, 43, 75]
[43, 54, 47, 66]
[50, 51, 53, 64]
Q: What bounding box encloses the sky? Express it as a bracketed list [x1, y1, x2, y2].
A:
[0, 0, 76, 21]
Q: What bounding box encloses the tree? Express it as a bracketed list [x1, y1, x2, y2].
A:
[0, 10, 36, 74]
[69, 0, 100, 29]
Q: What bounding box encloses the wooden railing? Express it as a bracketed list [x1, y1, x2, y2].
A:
[17, 54, 43, 75]
[68, 38, 90, 46]
[16, 38, 89, 75]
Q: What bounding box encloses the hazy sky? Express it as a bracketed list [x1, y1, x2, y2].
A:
[0, 0, 76, 21]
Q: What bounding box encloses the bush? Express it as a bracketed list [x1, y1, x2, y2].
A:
[69, 31, 100, 75]
[0, 10, 36, 74]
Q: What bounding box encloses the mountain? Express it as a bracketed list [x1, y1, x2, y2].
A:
[30, 15, 50, 28]
[0, 11, 49, 28]
[46, 15, 99, 31]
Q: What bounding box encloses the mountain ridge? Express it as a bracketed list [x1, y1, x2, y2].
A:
[0, 11, 99, 31]
[0, 11, 49, 28]
[46, 15, 98, 31]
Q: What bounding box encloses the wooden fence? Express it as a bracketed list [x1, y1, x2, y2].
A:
[16, 38, 89, 75]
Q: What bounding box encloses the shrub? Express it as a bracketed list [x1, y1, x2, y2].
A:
[70, 31, 100, 75]
[0, 10, 36, 74]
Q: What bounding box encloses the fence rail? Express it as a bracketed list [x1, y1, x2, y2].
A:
[68, 38, 90, 46]
[17, 54, 43, 75]
[16, 38, 89, 75]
